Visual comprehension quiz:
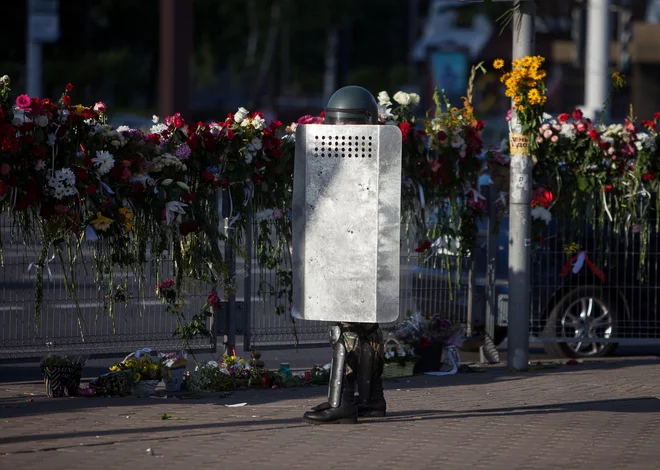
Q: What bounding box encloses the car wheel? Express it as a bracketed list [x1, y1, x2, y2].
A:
[543, 286, 618, 358]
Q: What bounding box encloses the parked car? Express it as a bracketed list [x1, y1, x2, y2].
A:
[411, 190, 660, 358]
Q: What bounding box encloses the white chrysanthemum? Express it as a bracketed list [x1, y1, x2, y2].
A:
[152, 115, 159, 124]
[393, 91, 411, 106]
[408, 93, 420, 105]
[150, 123, 168, 135]
[531, 206, 552, 224]
[234, 107, 249, 124]
[47, 169, 78, 199]
[92, 150, 115, 175]
[116, 125, 131, 133]
[377, 91, 391, 106]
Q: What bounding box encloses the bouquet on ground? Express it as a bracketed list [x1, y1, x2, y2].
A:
[383, 341, 417, 366]
[185, 361, 235, 392]
[394, 312, 432, 348]
[110, 349, 165, 383]
[220, 354, 252, 380]
[159, 351, 187, 371]
[427, 314, 465, 348]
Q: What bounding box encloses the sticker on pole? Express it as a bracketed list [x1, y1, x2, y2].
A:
[509, 132, 529, 156]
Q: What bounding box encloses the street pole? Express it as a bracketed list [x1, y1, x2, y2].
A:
[584, 0, 611, 121]
[507, 0, 535, 371]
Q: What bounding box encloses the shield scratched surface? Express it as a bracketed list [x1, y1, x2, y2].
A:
[291, 124, 402, 323]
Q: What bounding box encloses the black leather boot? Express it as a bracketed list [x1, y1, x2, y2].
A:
[303, 326, 358, 424]
[357, 342, 386, 418]
[303, 382, 357, 424]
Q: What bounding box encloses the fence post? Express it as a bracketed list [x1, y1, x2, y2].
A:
[221, 187, 236, 356]
[481, 184, 500, 364]
[243, 216, 253, 352]
[507, 0, 535, 371]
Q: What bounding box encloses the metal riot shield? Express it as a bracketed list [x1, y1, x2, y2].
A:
[291, 124, 402, 323]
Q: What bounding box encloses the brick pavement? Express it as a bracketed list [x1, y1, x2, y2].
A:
[2, 358, 660, 470]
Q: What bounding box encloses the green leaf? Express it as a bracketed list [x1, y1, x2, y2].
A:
[161, 413, 171, 420]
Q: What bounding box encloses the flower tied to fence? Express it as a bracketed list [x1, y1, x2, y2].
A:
[560, 250, 606, 284]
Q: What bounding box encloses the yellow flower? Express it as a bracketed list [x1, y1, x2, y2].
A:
[612, 72, 626, 89]
[517, 105, 525, 112]
[521, 56, 533, 67]
[512, 59, 521, 69]
[565, 243, 579, 256]
[493, 59, 505, 70]
[119, 207, 133, 220]
[514, 96, 522, 104]
[91, 212, 114, 231]
[110, 365, 119, 372]
[134, 372, 141, 383]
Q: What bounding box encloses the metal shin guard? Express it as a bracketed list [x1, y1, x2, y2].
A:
[328, 326, 347, 408]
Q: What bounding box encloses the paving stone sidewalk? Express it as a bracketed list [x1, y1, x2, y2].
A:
[2, 358, 660, 470]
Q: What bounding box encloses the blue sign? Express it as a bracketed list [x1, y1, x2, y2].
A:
[430, 50, 468, 97]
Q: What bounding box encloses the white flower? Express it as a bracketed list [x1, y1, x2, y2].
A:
[234, 107, 249, 124]
[451, 134, 465, 149]
[58, 109, 70, 123]
[393, 91, 411, 106]
[152, 115, 160, 124]
[531, 206, 552, 224]
[165, 201, 188, 225]
[47, 168, 78, 199]
[408, 93, 420, 105]
[601, 136, 615, 147]
[378, 104, 393, 122]
[116, 125, 132, 133]
[150, 123, 168, 134]
[12, 110, 32, 126]
[560, 123, 576, 140]
[635, 132, 656, 152]
[34, 115, 49, 127]
[92, 150, 115, 175]
[251, 116, 265, 130]
[377, 91, 391, 106]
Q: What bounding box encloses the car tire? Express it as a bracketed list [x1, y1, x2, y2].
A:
[542, 286, 618, 358]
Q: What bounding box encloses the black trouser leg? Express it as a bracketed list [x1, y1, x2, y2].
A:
[356, 324, 386, 417]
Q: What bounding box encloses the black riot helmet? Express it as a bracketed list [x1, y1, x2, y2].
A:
[324, 86, 378, 125]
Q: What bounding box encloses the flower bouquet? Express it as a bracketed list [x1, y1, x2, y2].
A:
[185, 361, 235, 392]
[111, 349, 165, 396]
[40, 355, 86, 397]
[159, 351, 188, 392]
[220, 354, 252, 387]
[382, 339, 418, 379]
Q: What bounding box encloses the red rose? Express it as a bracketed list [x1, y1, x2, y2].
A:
[475, 120, 485, 131]
[179, 220, 199, 237]
[415, 240, 432, 252]
[182, 192, 196, 202]
[62, 95, 71, 106]
[437, 131, 448, 142]
[599, 141, 610, 150]
[225, 128, 236, 140]
[654, 112, 660, 121]
[573, 109, 583, 121]
[642, 171, 655, 182]
[173, 115, 185, 129]
[205, 292, 222, 308]
[558, 113, 570, 123]
[121, 169, 131, 181]
[270, 120, 282, 130]
[642, 120, 657, 131]
[603, 184, 613, 193]
[75, 168, 89, 182]
[201, 171, 215, 181]
[418, 336, 432, 348]
[398, 122, 413, 143]
[589, 129, 600, 141]
[86, 184, 97, 195]
[66, 83, 74, 92]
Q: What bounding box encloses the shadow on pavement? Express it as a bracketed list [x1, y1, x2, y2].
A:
[2, 396, 658, 448]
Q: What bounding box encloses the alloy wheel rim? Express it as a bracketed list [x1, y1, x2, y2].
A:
[560, 296, 613, 357]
